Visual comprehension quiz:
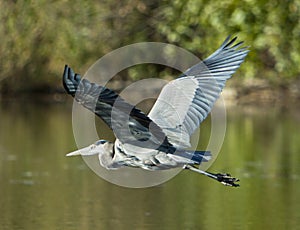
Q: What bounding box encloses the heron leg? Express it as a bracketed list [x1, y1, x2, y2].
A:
[183, 165, 240, 187]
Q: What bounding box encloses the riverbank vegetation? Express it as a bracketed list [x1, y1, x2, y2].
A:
[0, 0, 299, 103]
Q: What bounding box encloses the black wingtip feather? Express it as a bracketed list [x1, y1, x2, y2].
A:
[224, 36, 251, 52]
[62, 65, 82, 96]
[222, 36, 247, 51]
[223, 36, 238, 49]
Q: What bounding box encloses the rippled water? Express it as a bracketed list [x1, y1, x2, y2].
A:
[0, 101, 299, 229]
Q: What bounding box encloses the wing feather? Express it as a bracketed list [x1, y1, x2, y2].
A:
[148, 36, 249, 148]
[63, 65, 173, 150]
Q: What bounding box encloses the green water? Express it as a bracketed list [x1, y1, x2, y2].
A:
[0, 101, 299, 230]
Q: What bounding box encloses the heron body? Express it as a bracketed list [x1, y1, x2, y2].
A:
[63, 36, 249, 186]
[67, 139, 211, 170]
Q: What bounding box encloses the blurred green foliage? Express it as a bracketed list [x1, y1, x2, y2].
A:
[0, 0, 299, 92]
[155, 0, 300, 81]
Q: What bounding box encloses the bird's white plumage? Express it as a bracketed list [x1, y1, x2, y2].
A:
[148, 37, 249, 148]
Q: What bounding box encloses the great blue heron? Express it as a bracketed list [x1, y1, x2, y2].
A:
[63, 36, 249, 187]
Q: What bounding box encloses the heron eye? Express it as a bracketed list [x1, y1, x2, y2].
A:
[95, 140, 106, 145]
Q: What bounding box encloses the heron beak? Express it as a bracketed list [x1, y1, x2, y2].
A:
[66, 150, 81, 157]
[66, 146, 91, 157]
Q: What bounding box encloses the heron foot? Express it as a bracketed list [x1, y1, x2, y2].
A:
[213, 173, 240, 187]
[183, 165, 240, 187]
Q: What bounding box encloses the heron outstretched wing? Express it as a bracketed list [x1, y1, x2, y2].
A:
[63, 65, 172, 150]
[148, 36, 249, 148]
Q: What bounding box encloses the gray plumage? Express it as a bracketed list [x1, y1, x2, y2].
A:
[64, 36, 249, 186]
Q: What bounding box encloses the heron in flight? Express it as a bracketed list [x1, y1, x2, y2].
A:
[63, 36, 248, 187]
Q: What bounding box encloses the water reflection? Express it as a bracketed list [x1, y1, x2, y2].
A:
[0, 101, 299, 229]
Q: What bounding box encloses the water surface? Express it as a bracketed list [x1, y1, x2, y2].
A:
[0, 101, 299, 230]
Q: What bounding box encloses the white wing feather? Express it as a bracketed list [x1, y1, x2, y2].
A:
[148, 36, 249, 148]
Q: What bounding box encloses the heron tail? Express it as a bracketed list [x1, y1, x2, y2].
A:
[172, 150, 211, 165]
[188, 150, 211, 164]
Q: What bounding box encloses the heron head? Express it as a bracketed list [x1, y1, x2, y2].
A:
[66, 140, 107, 157]
[66, 140, 117, 169]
